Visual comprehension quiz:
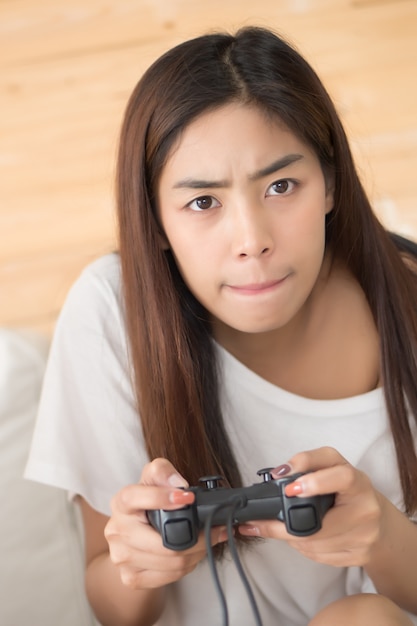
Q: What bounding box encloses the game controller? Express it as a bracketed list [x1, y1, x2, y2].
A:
[147, 469, 335, 550]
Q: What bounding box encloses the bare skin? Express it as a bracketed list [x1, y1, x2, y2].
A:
[309, 594, 414, 626]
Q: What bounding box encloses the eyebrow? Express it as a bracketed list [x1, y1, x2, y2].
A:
[172, 153, 304, 190]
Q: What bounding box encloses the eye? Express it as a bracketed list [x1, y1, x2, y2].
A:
[266, 179, 297, 196]
[187, 195, 221, 211]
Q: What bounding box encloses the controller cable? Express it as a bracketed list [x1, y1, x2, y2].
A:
[204, 497, 263, 626]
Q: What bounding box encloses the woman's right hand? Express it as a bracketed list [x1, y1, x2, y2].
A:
[104, 458, 227, 590]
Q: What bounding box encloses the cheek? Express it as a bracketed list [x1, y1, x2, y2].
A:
[168, 224, 221, 268]
[168, 236, 211, 290]
[168, 234, 199, 266]
[286, 203, 328, 275]
[288, 199, 327, 250]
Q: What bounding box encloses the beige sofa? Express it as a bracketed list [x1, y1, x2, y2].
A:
[0, 329, 98, 626]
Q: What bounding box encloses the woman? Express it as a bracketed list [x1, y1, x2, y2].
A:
[26, 26, 417, 625]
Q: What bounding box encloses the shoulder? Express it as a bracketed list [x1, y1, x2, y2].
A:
[50, 252, 128, 372]
[70, 253, 122, 303]
[58, 253, 123, 330]
[27, 253, 146, 514]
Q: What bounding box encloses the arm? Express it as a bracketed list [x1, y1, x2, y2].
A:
[79, 499, 166, 626]
[78, 458, 228, 626]
[239, 447, 417, 616]
[364, 495, 417, 614]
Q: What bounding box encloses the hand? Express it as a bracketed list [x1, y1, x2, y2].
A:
[104, 458, 228, 589]
[239, 446, 385, 567]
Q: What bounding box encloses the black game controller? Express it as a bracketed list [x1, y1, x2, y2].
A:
[147, 469, 335, 550]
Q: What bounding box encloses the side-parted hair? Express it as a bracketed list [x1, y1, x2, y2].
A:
[116, 27, 417, 514]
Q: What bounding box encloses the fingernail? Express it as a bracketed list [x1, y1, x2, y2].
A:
[168, 473, 188, 488]
[285, 481, 304, 497]
[239, 525, 260, 536]
[169, 489, 194, 505]
[271, 464, 292, 478]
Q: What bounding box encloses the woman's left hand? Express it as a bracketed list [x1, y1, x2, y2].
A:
[238, 446, 386, 567]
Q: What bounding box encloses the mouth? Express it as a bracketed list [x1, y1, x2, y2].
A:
[225, 277, 288, 296]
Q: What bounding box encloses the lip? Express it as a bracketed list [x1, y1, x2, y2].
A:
[225, 277, 288, 296]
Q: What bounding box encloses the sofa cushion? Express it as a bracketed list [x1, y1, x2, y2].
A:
[0, 329, 98, 626]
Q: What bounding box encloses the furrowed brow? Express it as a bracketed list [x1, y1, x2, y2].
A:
[173, 178, 228, 190]
[249, 154, 304, 180]
[172, 153, 304, 190]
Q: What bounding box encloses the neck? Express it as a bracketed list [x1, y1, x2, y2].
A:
[213, 253, 333, 368]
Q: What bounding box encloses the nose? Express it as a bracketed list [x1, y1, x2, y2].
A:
[230, 203, 274, 259]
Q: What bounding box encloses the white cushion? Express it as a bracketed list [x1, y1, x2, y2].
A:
[0, 329, 98, 626]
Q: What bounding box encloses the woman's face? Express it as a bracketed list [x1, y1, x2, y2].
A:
[157, 103, 334, 343]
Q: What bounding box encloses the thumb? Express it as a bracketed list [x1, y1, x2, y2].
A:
[141, 457, 190, 489]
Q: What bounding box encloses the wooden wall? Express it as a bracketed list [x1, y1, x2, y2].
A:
[1, 0, 416, 334]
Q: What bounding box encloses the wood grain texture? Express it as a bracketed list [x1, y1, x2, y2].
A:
[1, 0, 416, 333]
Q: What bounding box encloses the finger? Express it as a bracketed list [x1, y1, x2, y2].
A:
[106, 519, 170, 559]
[117, 558, 201, 590]
[110, 483, 195, 517]
[109, 536, 205, 588]
[140, 457, 189, 489]
[208, 525, 230, 547]
[238, 518, 323, 549]
[284, 463, 366, 499]
[238, 511, 338, 544]
[238, 518, 301, 543]
[120, 563, 200, 589]
[111, 531, 207, 569]
[285, 447, 349, 474]
[269, 447, 355, 499]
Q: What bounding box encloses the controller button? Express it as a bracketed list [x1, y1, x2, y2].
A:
[288, 505, 318, 532]
[164, 519, 192, 547]
[199, 475, 224, 489]
[257, 467, 274, 482]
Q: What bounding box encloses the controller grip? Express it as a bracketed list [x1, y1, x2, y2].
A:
[283, 491, 335, 536]
[147, 507, 199, 550]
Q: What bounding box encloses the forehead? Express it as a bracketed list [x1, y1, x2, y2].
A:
[161, 103, 313, 180]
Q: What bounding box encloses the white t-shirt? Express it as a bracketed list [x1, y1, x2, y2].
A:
[25, 253, 417, 626]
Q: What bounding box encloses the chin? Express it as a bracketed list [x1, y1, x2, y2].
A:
[229, 319, 287, 335]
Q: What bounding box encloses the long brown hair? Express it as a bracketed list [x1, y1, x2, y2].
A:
[116, 27, 417, 514]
